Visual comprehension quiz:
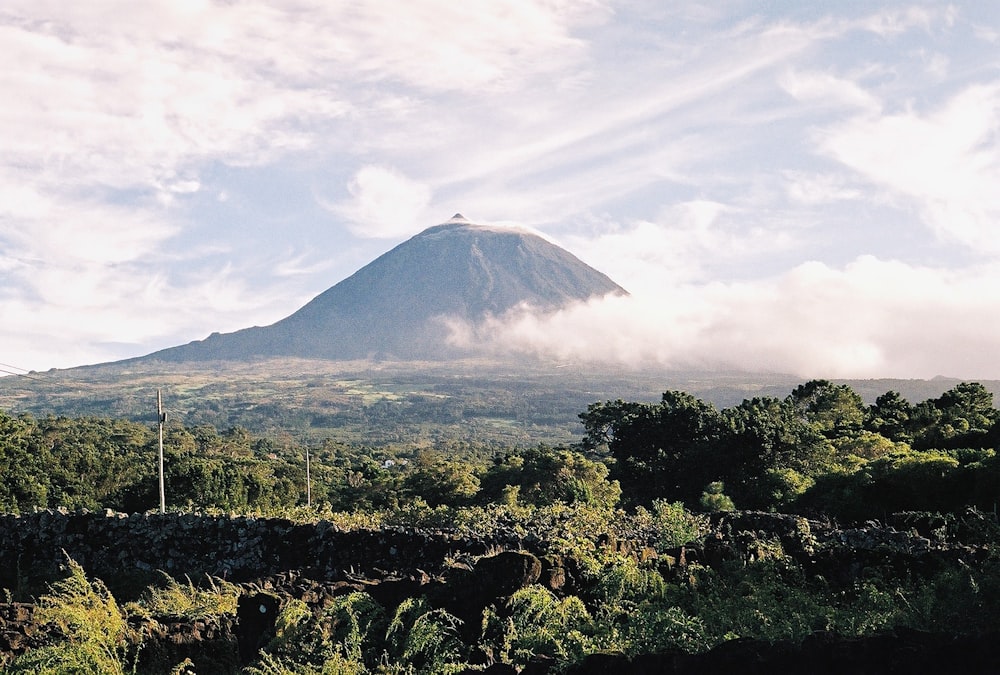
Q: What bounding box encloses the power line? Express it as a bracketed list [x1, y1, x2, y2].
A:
[0, 368, 49, 382]
[0, 361, 114, 394]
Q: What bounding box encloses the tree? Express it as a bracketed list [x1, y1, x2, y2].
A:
[913, 383, 999, 450]
[0, 411, 47, 511]
[699, 481, 735, 512]
[479, 445, 620, 508]
[787, 380, 865, 439]
[866, 390, 913, 442]
[719, 397, 832, 509]
[402, 450, 480, 507]
[580, 392, 725, 505]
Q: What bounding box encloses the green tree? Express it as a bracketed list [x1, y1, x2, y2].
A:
[0, 411, 47, 512]
[403, 450, 480, 507]
[787, 380, 866, 439]
[865, 390, 913, 442]
[580, 392, 725, 505]
[699, 481, 735, 512]
[913, 382, 998, 450]
[719, 397, 831, 509]
[479, 445, 620, 508]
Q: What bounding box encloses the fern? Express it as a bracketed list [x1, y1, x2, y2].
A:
[7, 555, 139, 674]
[386, 598, 467, 674]
[126, 572, 240, 621]
[482, 586, 594, 669]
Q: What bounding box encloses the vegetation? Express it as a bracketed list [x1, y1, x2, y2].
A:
[580, 379, 1000, 517]
[2, 378, 1000, 671]
[5, 557, 138, 674]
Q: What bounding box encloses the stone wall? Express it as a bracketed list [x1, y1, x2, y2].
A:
[0, 509, 525, 596]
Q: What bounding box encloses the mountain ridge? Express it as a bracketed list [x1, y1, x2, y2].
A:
[144, 214, 626, 363]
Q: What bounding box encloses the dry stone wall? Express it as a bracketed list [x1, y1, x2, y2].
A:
[0, 509, 526, 595]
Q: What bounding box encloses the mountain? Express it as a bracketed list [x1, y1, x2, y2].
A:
[146, 214, 627, 362]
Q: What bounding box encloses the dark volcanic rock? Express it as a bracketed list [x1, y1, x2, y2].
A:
[236, 591, 280, 665]
[565, 630, 1000, 674]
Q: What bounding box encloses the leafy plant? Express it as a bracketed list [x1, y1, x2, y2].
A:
[481, 586, 595, 670]
[126, 572, 240, 621]
[7, 555, 139, 674]
[385, 598, 467, 674]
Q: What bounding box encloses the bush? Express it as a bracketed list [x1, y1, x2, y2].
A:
[8, 556, 139, 674]
[699, 482, 735, 512]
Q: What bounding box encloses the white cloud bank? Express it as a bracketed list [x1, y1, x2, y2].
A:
[453, 255, 1000, 380]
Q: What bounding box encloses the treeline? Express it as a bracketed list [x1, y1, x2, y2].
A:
[1, 379, 998, 521]
[0, 411, 617, 517]
[582, 379, 1000, 520]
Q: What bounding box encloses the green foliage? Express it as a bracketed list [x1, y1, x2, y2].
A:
[402, 450, 480, 507]
[630, 499, 710, 551]
[764, 468, 814, 508]
[580, 392, 725, 505]
[0, 411, 47, 513]
[698, 482, 735, 512]
[324, 593, 386, 668]
[585, 554, 666, 606]
[787, 380, 866, 439]
[832, 431, 904, 461]
[675, 559, 902, 643]
[479, 445, 620, 509]
[126, 572, 240, 621]
[385, 598, 467, 674]
[8, 556, 138, 674]
[866, 390, 913, 442]
[481, 586, 594, 669]
[800, 449, 966, 520]
[912, 382, 999, 450]
[2, 377, 997, 518]
[4, 378, 1000, 673]
[716, 396, 831, 508]
[595, 601, 711, 656]
[249, 595, 384, 673]
[262, 598, 339, 671]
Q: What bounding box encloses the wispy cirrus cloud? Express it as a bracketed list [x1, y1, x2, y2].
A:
[819, 83, 1000, 253]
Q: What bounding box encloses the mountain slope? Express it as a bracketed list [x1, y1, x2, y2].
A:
[147, 214, 626, 362]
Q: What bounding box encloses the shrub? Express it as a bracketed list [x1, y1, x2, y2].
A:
[698, 482, 735, 512]
[7, 556, 139, 674]
[127, 572, 240, 621]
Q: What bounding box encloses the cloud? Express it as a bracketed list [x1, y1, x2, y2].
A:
[860, 6, 937, 36]
[784, 172, 862, 205]
[1, 0, 997, 379]
[819, 83, 1000, 252]
[0, 253, 304, 370]
[450, 255, 1000, 380]
[561, 204, 798, 291]
[779, 69, 881, 112]
[332, 166, 434, 238]
[331, 0, 598, 92]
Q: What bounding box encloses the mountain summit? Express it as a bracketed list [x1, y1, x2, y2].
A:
[148, 215, 626, 362]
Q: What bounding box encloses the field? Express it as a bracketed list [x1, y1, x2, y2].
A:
[0, 357, 989, 450]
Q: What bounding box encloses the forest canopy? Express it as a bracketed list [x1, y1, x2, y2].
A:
[0, 379, 997, 522]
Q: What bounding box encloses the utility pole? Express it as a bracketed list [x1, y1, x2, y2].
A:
[157, 389, 166, 514]
[306, 446, 312, 508]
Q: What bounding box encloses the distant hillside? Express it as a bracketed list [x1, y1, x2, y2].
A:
[145, 214, 626, 362]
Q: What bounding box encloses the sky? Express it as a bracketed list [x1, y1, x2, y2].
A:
[1, 1, 999, 379]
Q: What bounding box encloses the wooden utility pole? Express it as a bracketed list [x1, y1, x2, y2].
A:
[306, 447, 312, 508]
[157, 389, 166, 514]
